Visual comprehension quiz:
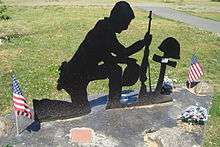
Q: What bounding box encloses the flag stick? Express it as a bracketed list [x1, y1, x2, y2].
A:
[15, 112, 19, 136]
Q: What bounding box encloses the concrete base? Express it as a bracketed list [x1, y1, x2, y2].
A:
[0, 86, 212, 147]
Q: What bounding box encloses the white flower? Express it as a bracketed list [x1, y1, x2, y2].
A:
[181, 105, 208, 124]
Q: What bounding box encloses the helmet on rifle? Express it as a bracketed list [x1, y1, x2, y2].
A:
[158, 37, 180, 59]
[110, 1, 135, 22]
[122, 62, 140, 86]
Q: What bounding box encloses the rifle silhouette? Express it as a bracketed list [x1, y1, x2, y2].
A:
[139, 11, 152, 95]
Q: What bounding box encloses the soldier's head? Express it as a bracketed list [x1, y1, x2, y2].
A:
[109, 1, 135, 33]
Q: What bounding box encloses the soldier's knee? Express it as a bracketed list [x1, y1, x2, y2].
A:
[57, 61, 68, 90]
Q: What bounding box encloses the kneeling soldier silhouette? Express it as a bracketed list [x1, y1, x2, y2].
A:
[57, 1, 152, 109]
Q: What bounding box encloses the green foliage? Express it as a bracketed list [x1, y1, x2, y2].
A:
[0, 1, 10, 20]
[211, 0, 220, 2]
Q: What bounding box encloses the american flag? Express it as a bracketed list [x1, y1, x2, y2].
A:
[188, 54, 204, 83]
[12, 75, 32, 119]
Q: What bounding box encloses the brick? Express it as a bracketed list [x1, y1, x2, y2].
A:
[69, 128, 93, 143]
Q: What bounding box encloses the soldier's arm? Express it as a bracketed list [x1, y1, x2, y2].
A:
[111, 34, 152, 57]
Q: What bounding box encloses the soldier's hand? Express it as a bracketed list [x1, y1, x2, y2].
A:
[144, 33, 152, 46]
[127, 58, 137, 65]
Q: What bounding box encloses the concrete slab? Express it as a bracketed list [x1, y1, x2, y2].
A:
[0, 86, 212, 147]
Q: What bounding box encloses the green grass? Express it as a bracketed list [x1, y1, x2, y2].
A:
[204, 93, 220, 146]
[188, 11, 220, 22]
[170, 0, 220, 22]
[2, 0, 161, 6]
[2, 0, 216, 6]
[0, 5, 220, 146]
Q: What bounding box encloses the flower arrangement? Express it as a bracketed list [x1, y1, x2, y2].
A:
[181, 105, 208, 125]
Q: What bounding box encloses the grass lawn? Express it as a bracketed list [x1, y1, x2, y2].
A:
[0, 4, 220, 146]
[186, 11, 220, 22]
[171, 1, 220, 22]
[2, 0, 161, 6]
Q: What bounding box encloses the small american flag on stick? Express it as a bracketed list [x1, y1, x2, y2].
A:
[12, 75, 32, 119]
[187, 54, 204, 85]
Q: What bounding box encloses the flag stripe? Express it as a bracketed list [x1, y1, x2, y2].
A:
[193, 64, 202, 76]
[192, 65, 200, 78]
[16, 108, 30, 114]
[195, 63, 203, 75]
[190, 66, 198, 79]
[189, 70, 196, 81]
[189, 72, 193, 82]
[13, 94, 26, 100]
[16, 111, 32, 119]
[13, 96, 26, 102]
[14, 103, 31, 112]
[13, 99, 28, 108]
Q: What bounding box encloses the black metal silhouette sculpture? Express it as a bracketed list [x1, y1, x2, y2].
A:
[33, 1, 180, 122]
[56, 1, 152, 110]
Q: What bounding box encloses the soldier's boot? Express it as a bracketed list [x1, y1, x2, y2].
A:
[106, 92, 127, 109]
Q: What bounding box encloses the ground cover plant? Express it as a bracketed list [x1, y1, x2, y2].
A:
[0, 4, 219, 146]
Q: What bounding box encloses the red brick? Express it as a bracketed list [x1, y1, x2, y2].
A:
[69, 128, 93, 143]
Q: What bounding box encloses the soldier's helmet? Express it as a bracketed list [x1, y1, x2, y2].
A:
[122, 62, 140, 86]
[110, 1, 135, 22]
[158, 37, 180, 59]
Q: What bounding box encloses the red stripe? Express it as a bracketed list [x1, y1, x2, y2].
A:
[28, 113, 32, 119]
[13, 97, 25, 103]
[189, 74, 194, 82]
[192, 65, 200, 78]
[191, 68, 199, 80]
[199, 63, 204, 74]
[192, 64, 200, 76]
[13, 100, 28, 107]
[16, 110, 32, 119]
[188, 71, 192, 82]
[13, 95, 26, 101]
[188, 73, 193, 82]
[193, 64, 202, 77]
[189, 69, 196, 81]
[15, 108, 31, 114]
[190, 66, 198, 79]
[195, 63, 203, 75]
[14, 104, 31, 112]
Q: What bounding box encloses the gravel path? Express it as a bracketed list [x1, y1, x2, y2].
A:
[135, 5, 220, 36]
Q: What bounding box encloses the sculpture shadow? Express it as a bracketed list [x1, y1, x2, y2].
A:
[25, 121, 41, 133]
